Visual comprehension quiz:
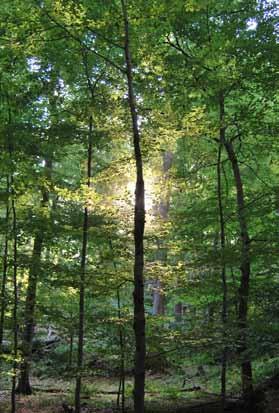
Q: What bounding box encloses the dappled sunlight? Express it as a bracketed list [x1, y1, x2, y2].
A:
[126, 175, 155, 214]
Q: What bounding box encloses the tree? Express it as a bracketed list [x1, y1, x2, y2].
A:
[216, 143, 228, 409]
[0, 2, 278, 412]
[160, 0, 278, 401]
[0, 180, 10, 355]
[74, 51, 95, 413]
[121, 1, 146, 411]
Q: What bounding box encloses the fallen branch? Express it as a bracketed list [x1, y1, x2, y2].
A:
[33, 386, 69, 393]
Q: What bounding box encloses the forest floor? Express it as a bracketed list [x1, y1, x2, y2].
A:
[1, 372, 279, 412]
[0, 376, 279, 413]
[0, 375, 235, 413]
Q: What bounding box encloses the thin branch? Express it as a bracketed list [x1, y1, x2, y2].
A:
[165, 35, 213, 72]
[81, 49, 107, 100]
[38, 6, 126, 74]
[238, 159, 272, 189]
[223, 190, 274, 225]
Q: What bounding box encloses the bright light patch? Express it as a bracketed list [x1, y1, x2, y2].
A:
[27, 57, 41, 72]
[126, 178, 154, 212]
[247, 19, 257, 30]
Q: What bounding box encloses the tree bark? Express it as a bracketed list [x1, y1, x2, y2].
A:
[174, 302, 183, 322]
[153, 152, 173, 316]
[220, 93, 253, 398]
[74, 114, 93, 413]
[7, 109, 18, 412]
[121, 2, 146, 412]
[116, 287, 125, 413]
[217, 143, 228, 410]
[152, 279, 165, 315]
[0, 191, 9, 354]
[11, 180, 18, 413]
[109, 240, 126, 413]
[17, 234, 43, 395]
[69, 330, 73, 369]
[17, 160, 52, 395]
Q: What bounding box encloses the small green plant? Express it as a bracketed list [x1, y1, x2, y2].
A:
[253, 357, 279, 382]
[164, 387, 180, 400]
[82, 381, 98, 398]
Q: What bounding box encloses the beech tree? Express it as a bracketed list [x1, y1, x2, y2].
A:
[121, 2, 146, 411]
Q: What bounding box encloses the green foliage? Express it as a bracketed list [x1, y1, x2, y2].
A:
[0, 0, 278, 410]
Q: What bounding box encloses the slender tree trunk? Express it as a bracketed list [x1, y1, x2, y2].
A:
[217, 144, 228, 410]
[1, 106, 12, 355]
[8, 116, 18, 411]
[121, 2, 146, 412]
[109, 240, 126, 413]
[152, 279, 165, 315]
[0, 191, 9, 353]
[74, 115, 93, 413]
[220, 94, 253, 398]
[174, 303, 183, 322]
[17, 234, 43, 395]
[153, 152, 173, 316]
[69, 330, 73, 369]
[17, 160, 52, 395]
[116, 288, 125, 413]
[11, 182, 18, 413]
[4, 104, 18, 413]
[6, 105, 18, 406]
[230, 268, 239, 315]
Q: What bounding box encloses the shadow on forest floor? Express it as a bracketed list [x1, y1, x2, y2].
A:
[0, 393, 273, 413]
[1, 374, 279, 413]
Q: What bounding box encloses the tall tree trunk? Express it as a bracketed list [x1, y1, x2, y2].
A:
[0, 188, 9, 353]
[17, 234, 43, 395]
[121, 2, 146, 412]
[7, 110, 18, 412]
[17, 160, 52, 395]
[68, 327, 74, 369]
[152, 279, 165, 315]
[153, 152, 173, 316]
[217, 144, 228, 410]
[109, 240, 126, 413]
[74, 115, 93, 413]
[174, 303, 183, 322]
[116, 287, 125, 413]
[220, 94, 253, 398]
[11, 180, 18, 413]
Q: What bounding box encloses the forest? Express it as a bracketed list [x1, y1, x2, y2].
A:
[0, 1, 278, 412]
